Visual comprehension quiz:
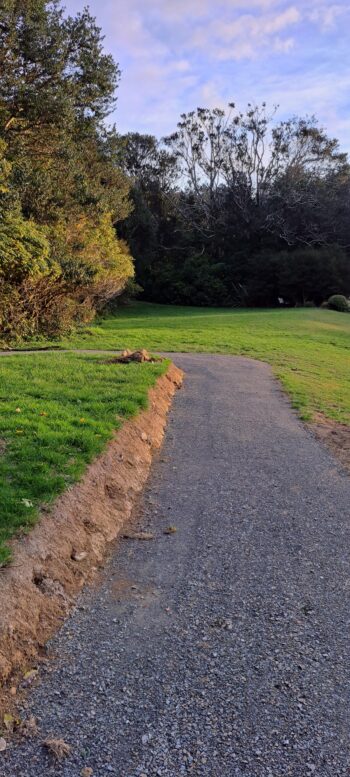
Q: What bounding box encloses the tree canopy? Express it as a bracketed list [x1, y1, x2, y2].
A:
[120, 105, 350, 307]
[0, 0, 133, 339]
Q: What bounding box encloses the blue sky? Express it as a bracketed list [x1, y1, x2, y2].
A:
[64, 0, 350, 149]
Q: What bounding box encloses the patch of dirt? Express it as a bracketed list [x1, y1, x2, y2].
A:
[110, 577, 157, 602]
[0, 363, 183, 715]
[310, 413, 350, 474]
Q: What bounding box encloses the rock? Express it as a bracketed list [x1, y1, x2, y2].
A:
[81, 768, 93, 777]
[141, 432, 148, 442]
[0, 738, 6, 752]
[71, 549, 88, 562]
[122, 532, 154, 541]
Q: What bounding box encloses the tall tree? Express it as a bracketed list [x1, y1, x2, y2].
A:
[0, 0, 134, 338]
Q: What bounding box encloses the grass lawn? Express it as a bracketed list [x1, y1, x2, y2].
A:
[64, 302, 350, 426]
[0, 352, 167, 565]
[2, 303, 348, 563]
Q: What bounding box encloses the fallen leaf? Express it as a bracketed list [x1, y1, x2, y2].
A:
[122, 532, 154, 541]
[43, 738, 71, 761]
[39, 411, 48, 417]
[79, 418, 86, 424]
[0, 737, 6, 752]
[3, 713, 14, 732]
[10, 686, 17, 697]
[23, 668, 38, 682]
[21, 499, 33, 508]
[16, 429, 24, 434]
[15, 407, 21, 413]
[164, 526, 177, 535]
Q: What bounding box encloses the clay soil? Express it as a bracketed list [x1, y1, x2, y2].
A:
[0, 363, 183, 715]
[311, 413, 350, 475]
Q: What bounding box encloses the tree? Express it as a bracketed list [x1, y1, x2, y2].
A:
[164, 104, 349, 253]
[126, 104, 350, 307]
[118, 133, 179, 297]
[0, 0, 134, 339]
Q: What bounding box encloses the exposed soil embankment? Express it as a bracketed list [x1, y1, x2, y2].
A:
[311, 413, 350, 475]
[0, 363, 183, 711]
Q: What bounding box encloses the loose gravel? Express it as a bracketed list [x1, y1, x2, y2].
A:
[2, 354, 350, 776]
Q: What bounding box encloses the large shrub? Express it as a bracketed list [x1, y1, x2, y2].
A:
[327, 294, 349, 312]
[0, 2, 134, 342]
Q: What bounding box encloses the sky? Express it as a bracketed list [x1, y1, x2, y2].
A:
[64, 0, 350, 149]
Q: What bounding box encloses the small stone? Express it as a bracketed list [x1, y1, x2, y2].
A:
[0, 737, 6, 752]
[141, 432, 148, 442]
[122, 532, 154, 541]
[81, 768, 93, 777]
[71, 549, 87, 562]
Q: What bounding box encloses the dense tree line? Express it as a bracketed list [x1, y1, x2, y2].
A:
[0, 0, 133, 339]
[119, 106, 350, 307]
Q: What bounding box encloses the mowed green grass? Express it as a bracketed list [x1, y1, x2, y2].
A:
[0, 353, 167, 565]
[66, 303, 350, 426]
[2, 304, 348, 564]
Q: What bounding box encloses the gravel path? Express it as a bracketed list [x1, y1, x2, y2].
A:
[2, 354, 350, 777]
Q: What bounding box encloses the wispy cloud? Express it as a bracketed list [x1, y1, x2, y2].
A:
[65, 0, 350, 149]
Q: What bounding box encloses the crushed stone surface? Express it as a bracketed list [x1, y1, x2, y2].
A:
[2, 354, 350, 776]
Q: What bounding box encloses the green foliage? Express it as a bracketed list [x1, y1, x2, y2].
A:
[327, 294, 349, 312]
[277, 247, 350, 307]
[0, 213, 51, 284]
[121, 109, 350, 309]
[0, 353, 167, 564]
[0, 1, 134, 341]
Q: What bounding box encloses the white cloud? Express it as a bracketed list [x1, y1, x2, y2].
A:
[308, 3, 348, 30]
[64, 0, 350, 149]
[274, 36, 296, 52]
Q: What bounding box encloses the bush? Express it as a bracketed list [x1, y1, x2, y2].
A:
[327, 294, 349, 312]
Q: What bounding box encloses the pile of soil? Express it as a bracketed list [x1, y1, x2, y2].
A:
[0, 363, 183, 714]
[106, 349, 161, 364]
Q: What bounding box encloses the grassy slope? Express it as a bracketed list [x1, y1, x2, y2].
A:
[2, 303, 349, 563]
[65, 303, 350, 426]
[0, 353, 166, 565]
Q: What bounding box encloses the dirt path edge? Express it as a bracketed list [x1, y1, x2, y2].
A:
[0, 363, 183, 709]
[309, 412, 350, 475]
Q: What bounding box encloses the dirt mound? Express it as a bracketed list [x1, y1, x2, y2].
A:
[0, 363, 183, 714]
[107, 349, 161, 364]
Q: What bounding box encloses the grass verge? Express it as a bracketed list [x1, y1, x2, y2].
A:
[63, 303, 350, 426]
[0, 352, 167, 566]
